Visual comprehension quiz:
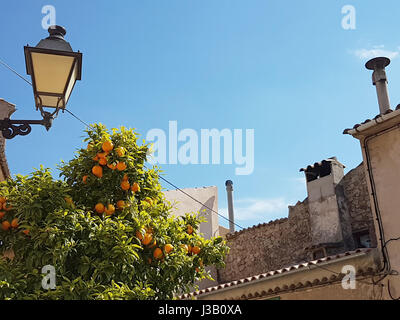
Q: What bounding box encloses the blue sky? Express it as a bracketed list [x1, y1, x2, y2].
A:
[1, 0, 400, 230]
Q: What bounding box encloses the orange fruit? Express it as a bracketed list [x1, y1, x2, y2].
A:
[92, 165, 103, 178]
[121, 180, 130, 191]
[191, 246, 201, 255]
[0, 211, 5, 219]
[187, 225, 194, 235]
[153, 248, 163, 260]
[142, 233, 153, 246]
[97, 152, 108, 159]
[11, 218, 19, 229]
[105, 204, 115, 216]
[199, 259, 204, 267]
[164, 244, 174, 254]
[116, 162, 127, 171]
[131, 183, 140, 193]
[187, 245, 192, 255]
[195, 267, 200, 273]
[82, 175, 88, 184]
[2, 221, 11, 231]
[92, 155, 99, 161]
[102, 140, 114, 152]
[3, 203, 12, 211]
[0, 197, 6, 204]
[107, 163, 117, 170]
[23, 229, 30, 236]
[95, 203, 105, 214]
[116, 200, 125, 210]
[99, 158, 108, 166]
[115, 147, 125, 157]
[122, 174, 129, 181]
[136, 230, 143, 241]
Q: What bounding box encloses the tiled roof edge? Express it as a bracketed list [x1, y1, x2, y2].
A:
[178, 248, 376, 300]
[343, 107, 400, 135]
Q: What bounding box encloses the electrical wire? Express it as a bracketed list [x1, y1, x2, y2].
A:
[0, 56, 393, 236]
[4, 55, 400, 298]
[0, 58, 32, 86]
[382, 237, 400, 250]
[0, 57, 243, 230]
[63, 107, 245, 230]
[382, 237, 400, 300]
[64, 109, 90, 128]
[152, 168, 244, 230]
[0, 59, 91, 129]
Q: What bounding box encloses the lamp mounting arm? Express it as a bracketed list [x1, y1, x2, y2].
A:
[0, 112, 54, 139]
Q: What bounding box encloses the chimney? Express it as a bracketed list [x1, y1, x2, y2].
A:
[366, 57, 391, 114]
[225, 180, 235, 233]
[300, 157, 355, 253]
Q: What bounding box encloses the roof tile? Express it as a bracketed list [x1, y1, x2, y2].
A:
[178, 248, 374, 300]
[344, 108, 400, 134]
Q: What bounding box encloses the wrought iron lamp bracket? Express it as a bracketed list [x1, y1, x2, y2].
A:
[0, 112, 54, 139]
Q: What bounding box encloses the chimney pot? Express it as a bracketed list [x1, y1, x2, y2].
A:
[366, 57, 391, 115]
[225, 180, 235, 233]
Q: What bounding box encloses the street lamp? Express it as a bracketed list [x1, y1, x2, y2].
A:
[0, 25, 82, 139]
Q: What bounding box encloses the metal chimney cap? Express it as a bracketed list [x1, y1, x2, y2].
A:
[366, 57, 390, 70]
[225, 180, 233, 186]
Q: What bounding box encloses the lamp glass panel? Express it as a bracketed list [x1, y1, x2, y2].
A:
[31, 52, 74, 95]
[64, 60, 78, 104]
[38, 95, 60, 108]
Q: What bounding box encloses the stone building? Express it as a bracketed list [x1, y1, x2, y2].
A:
[0, 99, 14, 181]
[180, 57, 400, 300]
[178, 158, 392, 300]
[212, 158, 376, 284]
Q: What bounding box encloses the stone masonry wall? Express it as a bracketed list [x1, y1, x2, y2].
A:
[218, 162, 375, 283]
[218, 200, 311, 283]
[338, 163, 377, 247]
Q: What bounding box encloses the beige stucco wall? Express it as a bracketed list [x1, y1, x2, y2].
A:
[348, 111, 400, 300]
[359, 125, 400, 298]
[164, 186, 220, 290]
[365, 128, 400, 268]
[164, 186, 219, 239]
[273, 280, 384, 300]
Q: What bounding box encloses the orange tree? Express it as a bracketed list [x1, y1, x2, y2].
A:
[0, 124, 228, 300]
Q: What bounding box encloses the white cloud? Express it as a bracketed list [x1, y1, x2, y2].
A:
[220, 197, 288, 221]
[292, 177, 306, 185]
[353, 45, 400, 60]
